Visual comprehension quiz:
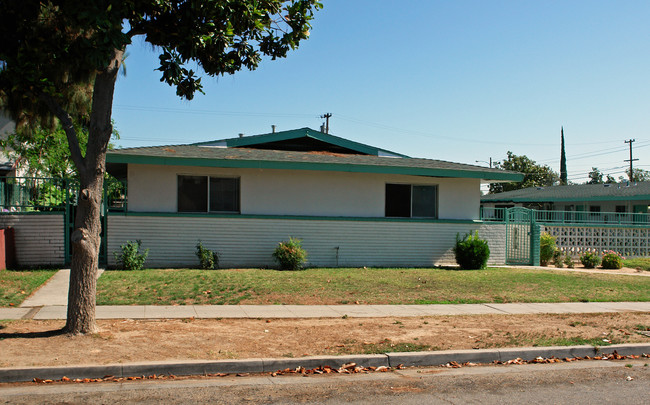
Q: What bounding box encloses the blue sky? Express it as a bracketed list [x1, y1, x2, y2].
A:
[112, 0, 650, 184]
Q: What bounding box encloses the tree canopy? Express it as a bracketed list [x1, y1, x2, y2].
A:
[587, 167, 616, 184]
[1, 122, 120, 178]
[0, 0, 322, 334]
[489, 151, 559, 193]
[621, 168, 650, 182]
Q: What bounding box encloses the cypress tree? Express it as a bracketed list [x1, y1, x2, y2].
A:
[560, 127, 568, 185]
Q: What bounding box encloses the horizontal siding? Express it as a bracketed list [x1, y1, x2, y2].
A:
[108, 216, 507, 268]
[0, 214, 65, 267]
[478, 223, 506, 265]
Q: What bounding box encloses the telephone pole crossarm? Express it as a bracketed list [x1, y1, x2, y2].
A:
[320, 113, 332, 134]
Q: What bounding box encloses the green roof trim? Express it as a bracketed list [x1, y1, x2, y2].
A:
[193, 127, 409, 157]
[108, 210, 483, 224]
[107, 146, 522, 182]
[482, 182, 650, 203]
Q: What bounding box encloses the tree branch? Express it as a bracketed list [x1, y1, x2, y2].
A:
[40, 95, 86, 172]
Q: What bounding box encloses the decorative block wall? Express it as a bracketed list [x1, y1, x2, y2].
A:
[542, 225, 649, 257]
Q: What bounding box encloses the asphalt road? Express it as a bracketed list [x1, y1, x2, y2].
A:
[1, 359, 648, 404]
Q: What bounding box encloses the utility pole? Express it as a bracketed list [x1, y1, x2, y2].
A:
[624, 139, 638, 181]
[320, 113, 332, 134]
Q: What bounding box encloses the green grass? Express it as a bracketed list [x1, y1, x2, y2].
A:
[96, 267, 650, 305]
[624, 258, 650, 271]
[0, 270, 56, 307]
[497, 331, 618, 348]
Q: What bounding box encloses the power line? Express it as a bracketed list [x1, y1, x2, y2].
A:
[537, 141, 650, 164]
[114, 104, 316, 118]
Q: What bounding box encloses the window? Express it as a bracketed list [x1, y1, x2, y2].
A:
[178, 176, 207, 212]
[615, 205, 626, 213]
[178, 175, 240, 213]
[385, 183, 437, 218]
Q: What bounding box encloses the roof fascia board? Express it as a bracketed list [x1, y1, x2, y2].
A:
[107, 154, 523, 181]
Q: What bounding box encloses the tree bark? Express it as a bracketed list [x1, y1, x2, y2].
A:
[64, 49, 123, 335]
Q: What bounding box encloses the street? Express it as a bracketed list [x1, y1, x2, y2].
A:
[1, 359, 648, 404]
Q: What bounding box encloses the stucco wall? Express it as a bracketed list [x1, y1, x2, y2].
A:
[107, 214, 505, 268]
[127, 164, 481, 220]
[0, 213, 65, 267]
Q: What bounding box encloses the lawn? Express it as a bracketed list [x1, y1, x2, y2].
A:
[96, 267, 650, 305]
[0, 269, 56, 307]
[624, 257, 650, 271]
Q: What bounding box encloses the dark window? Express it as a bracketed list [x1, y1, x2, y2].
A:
[178, 175, 207, 212]
[412, 185, 437, 217]
[210, 177, 240, 212]
[178, 175, 239, 213]
[615, 205, 626, 213]
[385, 184, 437, 218]
[589, 205, 601, 213]
[385, 184, 411, 217]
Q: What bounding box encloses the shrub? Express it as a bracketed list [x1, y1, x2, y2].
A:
[563, 254, 574, 268]
[272, 237, 307, 270]
[114, 240, 149, 270]
[196, 241, 219, 270]
[540, 233, 557, 266]
[601, 250, 624, 270]
[553, 249, 564, 268]
[580, 251, 601, 269]
[453, 231, 490, 270]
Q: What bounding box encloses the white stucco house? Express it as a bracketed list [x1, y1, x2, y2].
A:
[105, 128, 522, 268]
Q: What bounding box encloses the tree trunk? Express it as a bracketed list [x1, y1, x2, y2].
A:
[64, 49, 123, 335]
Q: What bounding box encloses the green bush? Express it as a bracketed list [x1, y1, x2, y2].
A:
[453, 231, 490, 270]
[540, 233, 557, 266]
[563, 254, 574, 268]
[272, 237, 308, 270]
[114, 240, 149, 270]
[580, 251, 601, 269]
[553, 249, 564, 268]
[601, 250, 624, 269]
[196, 241, 219, 270]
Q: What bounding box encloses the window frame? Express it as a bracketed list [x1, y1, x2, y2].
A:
[177, 174, 241, 214]
[385, 183, 438, 219]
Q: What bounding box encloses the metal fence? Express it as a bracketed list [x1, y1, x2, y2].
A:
[481, 206, 649, 226]
[0, 177, 127, 213]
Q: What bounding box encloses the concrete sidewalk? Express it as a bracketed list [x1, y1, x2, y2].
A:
[19, 269, 104, 308]
[1, 301, 649, 321]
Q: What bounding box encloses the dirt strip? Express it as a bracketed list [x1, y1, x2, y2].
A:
[1, 312, 648, 368]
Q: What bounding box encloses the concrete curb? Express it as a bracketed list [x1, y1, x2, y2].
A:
[1, 343, 648, 383]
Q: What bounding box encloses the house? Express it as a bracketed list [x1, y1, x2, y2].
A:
[481, 182, 650, 213]
[481, 182, 650, 224]
[105, 128, 523, 268]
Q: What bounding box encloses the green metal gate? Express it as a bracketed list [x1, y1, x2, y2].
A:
[505, 207, 540, 266]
